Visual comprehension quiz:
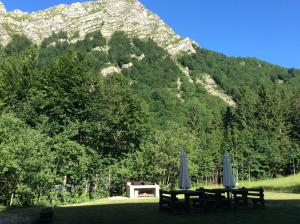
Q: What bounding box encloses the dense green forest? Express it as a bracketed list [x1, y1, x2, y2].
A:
[0, 31, 299, 207]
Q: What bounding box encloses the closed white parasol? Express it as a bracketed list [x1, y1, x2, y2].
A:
[222, 150, 236, 188]
[179, 150, 191, 189]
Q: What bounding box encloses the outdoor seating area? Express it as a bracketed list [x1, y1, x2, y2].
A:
[159, 187, 264, 213]
[158, 150, 265, 214]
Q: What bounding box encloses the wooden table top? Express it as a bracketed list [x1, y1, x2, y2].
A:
[161, 187, 262, 195]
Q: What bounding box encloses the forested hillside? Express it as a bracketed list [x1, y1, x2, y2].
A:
[0, 31, 299, 207]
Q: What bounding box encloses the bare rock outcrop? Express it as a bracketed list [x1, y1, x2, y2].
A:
[0, 1, 6, 13]
[167, 38, 196, 55]
[101, 65, 121, 77]
[196, 75, 236, 107]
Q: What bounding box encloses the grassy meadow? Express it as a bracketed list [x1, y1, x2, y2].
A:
[1, 174, 300, 224]
[238, 173, 300, 193]
[202, 173, 300, 193]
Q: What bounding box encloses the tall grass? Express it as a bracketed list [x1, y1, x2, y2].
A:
[237, 173, 300, 193]
[202, 173, 300, 193]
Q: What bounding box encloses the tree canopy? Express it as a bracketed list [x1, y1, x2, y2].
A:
[0, 31, 299, 207]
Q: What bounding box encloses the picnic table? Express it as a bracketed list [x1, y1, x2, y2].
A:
[159, 189, 201, 213]
[231, 187, 265, 208]
[159, 187, 264, 213]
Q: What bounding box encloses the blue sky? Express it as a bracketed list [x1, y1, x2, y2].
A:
[2, 0, 299, 68]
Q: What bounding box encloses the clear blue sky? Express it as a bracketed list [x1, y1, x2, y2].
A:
[2, 0, 299, 68]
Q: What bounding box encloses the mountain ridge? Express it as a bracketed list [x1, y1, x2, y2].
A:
[0, 0, 240, 106]
[0, 0, 196, 55]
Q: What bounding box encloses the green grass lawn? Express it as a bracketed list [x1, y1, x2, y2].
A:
[2, 193, 300, 224]
[238, 173, 300, 193]
[1, 174, 300, 224]
[203, 173, 300, 193]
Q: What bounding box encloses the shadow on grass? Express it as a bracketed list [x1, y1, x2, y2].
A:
[1, 199, 300, 224]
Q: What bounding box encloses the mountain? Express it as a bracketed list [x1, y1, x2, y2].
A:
[0, 0, 195, 55]
[0, 0, 240, 106]
[0, 0, 299, 118]
[0, 0, 300, 207]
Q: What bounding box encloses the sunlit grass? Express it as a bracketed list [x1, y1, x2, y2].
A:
[65, 198, 158, 207]
[202, 173, 300, 193]
[2, 192, 299, 224]
[238, 173, 300, 193]
[264, 191, 300, 200]
[1, 174, 300, 224]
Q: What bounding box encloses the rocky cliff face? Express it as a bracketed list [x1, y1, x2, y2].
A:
[0, 0, 237, 105]
[0, 0, 196, 55]
[0, 1, 5, 12]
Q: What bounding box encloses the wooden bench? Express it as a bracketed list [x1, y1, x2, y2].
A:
[159, 190, 207, 213]
[159, 190, 184, 211]
[159, 187, 264, 213]
[247, 188, 265, 208]
[191, 188, 231, 211]
[233, 187, 264, 209]
[192, 198, 218, 212]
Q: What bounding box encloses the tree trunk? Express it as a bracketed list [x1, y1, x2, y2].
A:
[108, 171, 111, 197]
[85, 182, 89, 193]
[248, 163, 251, 182]
[94, 174, 98, 191]
[63, 176, 67, 186]
[241, 156, 244, 181]
[9, 193, 14, 207]
[293, 158, 296, 175]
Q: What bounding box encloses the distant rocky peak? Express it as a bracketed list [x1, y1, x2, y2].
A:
[0, 1, 6, 13]
[0, 0, 197, 55]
